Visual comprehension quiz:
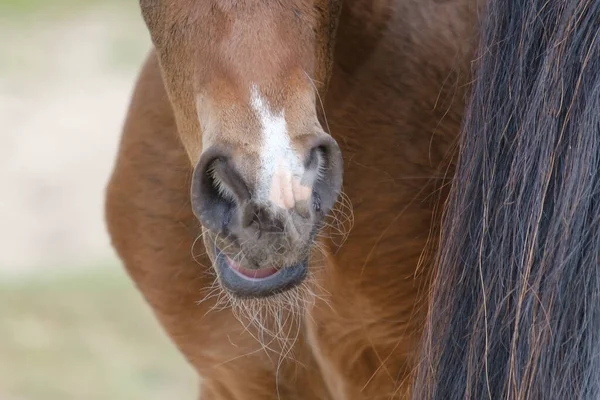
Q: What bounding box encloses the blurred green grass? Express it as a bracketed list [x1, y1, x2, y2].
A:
[0, 2, 195, 398]
[0, 267, 197, 400]
[0, 0, 128, 17]
[0, 0, 150, 81]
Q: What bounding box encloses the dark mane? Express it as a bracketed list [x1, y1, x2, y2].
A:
[413, 1, 600, 398]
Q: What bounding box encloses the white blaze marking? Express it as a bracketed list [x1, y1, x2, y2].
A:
[250, 86, 310, 209]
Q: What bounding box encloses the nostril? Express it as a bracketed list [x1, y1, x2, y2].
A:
[207, 158, 251, 204]
[305, 145, 326, 183]
[207, 159, 236, 203]
[304, 135, 344, 216]
[191, 147, 250, 233]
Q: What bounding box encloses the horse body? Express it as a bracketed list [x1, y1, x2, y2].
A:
[305, 1, 475, 398]
[106, 0, 475, 398]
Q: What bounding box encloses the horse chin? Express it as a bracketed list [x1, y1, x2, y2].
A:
[213, 247, 308, 299]
[200, 231, 310, 299]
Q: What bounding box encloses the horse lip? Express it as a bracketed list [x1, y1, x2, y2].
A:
[214, 247, 308, 298]
[225, 255, 280, 280]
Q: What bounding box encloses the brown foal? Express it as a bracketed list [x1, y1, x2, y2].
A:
[106, 0, 476, 398]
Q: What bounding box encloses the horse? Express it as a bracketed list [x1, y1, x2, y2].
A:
[105, 0, 600, 398]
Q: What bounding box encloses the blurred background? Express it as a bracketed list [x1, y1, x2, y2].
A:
[0, 1, 197, 399]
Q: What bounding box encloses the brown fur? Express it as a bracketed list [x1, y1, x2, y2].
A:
[105, 0, 477, 398]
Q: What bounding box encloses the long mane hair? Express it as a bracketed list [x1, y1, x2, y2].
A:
[413, 1, 600, 398]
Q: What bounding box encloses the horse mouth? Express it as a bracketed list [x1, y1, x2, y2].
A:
[214, 247, 308, 298]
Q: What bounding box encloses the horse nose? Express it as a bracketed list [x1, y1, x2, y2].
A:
[191, 135, 343, 235]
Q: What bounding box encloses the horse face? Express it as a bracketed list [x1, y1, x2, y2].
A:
[139, 0, 343, 298]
